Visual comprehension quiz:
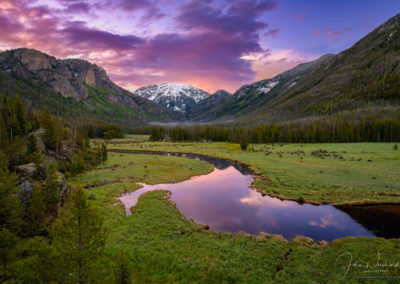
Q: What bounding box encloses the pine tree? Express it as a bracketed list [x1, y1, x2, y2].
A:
[0, 227, 17, 280]
[27, 135, 42, 164]
[43, 164, 59, 216]
[27, 135, 38, 156]
[50, 187, 108, 283]
[40, 110, 57, 151]
[26, 186, 47, 236]
[13, 94, 27, 136]
[53, 118, 66, 154]
[0, 151, 20, 230]
[97, 143, 107, 163]
[0, 120, 7, 153]
[240, 136, 248, 151]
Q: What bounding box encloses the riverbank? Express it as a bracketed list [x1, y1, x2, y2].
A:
[103, 139, 400, 205]
[70, 150, 400, 282]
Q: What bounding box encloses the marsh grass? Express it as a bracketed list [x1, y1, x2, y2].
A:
[70, 150, 400, 282]
[106, 141, 400, 204]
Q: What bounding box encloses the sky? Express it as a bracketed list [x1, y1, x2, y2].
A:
[0, 0, 399, 93]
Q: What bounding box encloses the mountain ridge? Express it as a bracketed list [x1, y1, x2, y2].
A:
[0, 48, 182, 126]
[189, 14, 400, 123]
[134, 82, 211, 113]
[1, 14, 399, 127]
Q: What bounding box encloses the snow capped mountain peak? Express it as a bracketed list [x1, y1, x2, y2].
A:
[134, 82, 211, 113]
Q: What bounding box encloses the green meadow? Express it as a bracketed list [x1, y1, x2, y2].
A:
[68, 145, 400, 282]
[102, 138, 400, 204]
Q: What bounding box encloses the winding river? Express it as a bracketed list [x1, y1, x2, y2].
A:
[118, 151, 400, 242]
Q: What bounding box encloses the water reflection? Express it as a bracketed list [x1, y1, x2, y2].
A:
[118, 151, 400, 241]
[335, 205, 400, 238]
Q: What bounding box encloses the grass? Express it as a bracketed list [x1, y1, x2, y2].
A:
[70, 149, 400, 282]
[104, 140, 400, 204]
[69, 152, 213, 187]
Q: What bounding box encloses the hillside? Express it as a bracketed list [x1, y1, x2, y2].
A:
[244, 13, 400, 123]
[189, 14, 400, 123]
[134, 82, 210, 114]
[188, 90, 232, 119]
[1, 14, 399, 127]
[0, 48, 182, 126]
[188, 55, 333, 122]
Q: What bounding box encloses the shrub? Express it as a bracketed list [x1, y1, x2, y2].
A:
[240, 140, 248, 151]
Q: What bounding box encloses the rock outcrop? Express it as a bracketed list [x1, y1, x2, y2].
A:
[0, 48, 182, 124]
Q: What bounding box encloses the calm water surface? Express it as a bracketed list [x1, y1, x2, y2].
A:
[118, 152, 400, 241]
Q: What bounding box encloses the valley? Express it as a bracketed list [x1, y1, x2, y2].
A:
[1, 13, 400, 127]
[65, 139, 400, 282]
[105, 138, 400, 204]
[1, 3, 399, 283]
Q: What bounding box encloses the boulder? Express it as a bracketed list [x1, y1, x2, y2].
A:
[15, 163, 38, 178]
[18, 180, 35, 208]
[56, 172, 68, 198]
[30, 129, 46, 153]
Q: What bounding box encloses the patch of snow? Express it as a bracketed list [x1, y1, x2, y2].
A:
[135, 82, 210, 102]
[287, 81, 297, 89]
[258, 81, 279, 94]
[174, 105, 184, 112]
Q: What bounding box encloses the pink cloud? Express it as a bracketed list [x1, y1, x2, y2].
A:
[0, 0, 280, 93]
[313, 27, 352, 42]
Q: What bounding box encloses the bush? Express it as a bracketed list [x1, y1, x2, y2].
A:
[69, 152, 86, 175]
[240, 140, 248, 151]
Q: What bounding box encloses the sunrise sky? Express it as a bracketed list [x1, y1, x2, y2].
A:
[1, 0, 399, 93]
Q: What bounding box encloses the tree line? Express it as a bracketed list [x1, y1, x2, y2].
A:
[150, 115, 400, 144]
[84, 122, 125, 140]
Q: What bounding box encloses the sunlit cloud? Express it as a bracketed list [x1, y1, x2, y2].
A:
[308, 213, 345, 229]
[0, 0, 395, 92]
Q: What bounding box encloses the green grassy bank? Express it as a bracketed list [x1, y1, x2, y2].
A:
[69, 150, 400, 283]
[103, 139, 400, 204]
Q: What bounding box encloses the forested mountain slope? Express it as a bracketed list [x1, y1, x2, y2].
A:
[190, 14, 400, 124]
[0, 48, 182, 127]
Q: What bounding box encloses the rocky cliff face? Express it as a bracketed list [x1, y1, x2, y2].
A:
[1, 49, 84, 99]
[0, 48, 182, 124]
[0, 48, 126, 100]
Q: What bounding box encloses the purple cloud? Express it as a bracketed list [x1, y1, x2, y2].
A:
[110, 0, 150, 11]
[64, 2, 91, 14]
[265, 28, 279, 39]
[0, 0, 279, 92]
[62, 22, 144, 50]
[176, 0, 278, 35]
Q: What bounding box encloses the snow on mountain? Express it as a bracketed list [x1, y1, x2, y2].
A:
[134, 83, 211, 113]
[258, 81, 279, 94]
